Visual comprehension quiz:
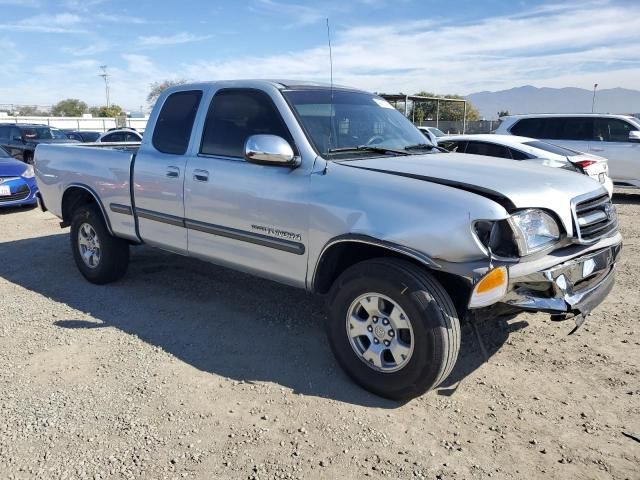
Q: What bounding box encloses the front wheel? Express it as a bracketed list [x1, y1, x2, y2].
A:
[70, 205, 129, 284]
[327, 258, 460, 400]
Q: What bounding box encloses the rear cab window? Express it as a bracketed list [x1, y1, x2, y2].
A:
[152, 90, 203, 155]
[522, 140, 580, 156]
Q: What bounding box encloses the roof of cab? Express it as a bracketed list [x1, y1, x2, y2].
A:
[166, 79, 362, 93]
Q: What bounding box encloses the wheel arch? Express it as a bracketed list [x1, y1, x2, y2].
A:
[311, 235, 472, 319]
[61, 184, 114, 235]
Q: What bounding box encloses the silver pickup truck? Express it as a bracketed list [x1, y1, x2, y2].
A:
[35, 80, 622, 400]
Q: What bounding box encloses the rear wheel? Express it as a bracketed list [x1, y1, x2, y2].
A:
[327, 258, 460, 400]
[70, 205, 129, 284]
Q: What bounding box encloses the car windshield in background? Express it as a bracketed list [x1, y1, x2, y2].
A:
[523, 140, 581, 156]
[429, 127, 446, 137]
[0, 146, 10, 157]
[21, 127, 68, 140]
[282, 89, 429, 158]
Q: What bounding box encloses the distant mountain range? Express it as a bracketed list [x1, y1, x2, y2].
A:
[466, 85, 640, 120]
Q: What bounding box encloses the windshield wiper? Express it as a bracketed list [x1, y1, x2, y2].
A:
[404, 143, 448, 153]
[327, 145, 411, 156]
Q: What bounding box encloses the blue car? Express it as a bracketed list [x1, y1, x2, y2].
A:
[0, 147, 38, 208]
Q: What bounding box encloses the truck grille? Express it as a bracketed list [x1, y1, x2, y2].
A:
[0, 184, 30, 203]
[572, 192, 617, 243]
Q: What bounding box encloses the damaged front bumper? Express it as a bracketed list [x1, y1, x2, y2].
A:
[501, 233, 622, 317]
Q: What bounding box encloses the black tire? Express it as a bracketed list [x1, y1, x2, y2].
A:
[70, 205, 129, 284]
[327, 258, 461, 400]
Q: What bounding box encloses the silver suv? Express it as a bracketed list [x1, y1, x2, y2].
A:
[496, 114, 640, 188]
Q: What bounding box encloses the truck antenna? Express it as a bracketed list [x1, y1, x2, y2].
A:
[326, 18, 334, 153]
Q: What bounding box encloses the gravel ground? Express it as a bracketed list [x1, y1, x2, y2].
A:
[0, 192, 639, 480]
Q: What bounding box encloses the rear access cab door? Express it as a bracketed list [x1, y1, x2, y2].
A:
[132, 89, 203, 254]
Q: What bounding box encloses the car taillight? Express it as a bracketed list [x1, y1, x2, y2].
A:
[574, 160, 597, 168]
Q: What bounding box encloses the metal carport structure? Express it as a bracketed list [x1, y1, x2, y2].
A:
[379, 93, 468, 133]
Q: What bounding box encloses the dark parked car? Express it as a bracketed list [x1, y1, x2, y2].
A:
[0, 146, 38, 208]
[0, 124, 78, 164]
[62, 130, 102, 143]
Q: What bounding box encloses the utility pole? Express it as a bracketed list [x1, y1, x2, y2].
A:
[592, 83, 598, 113]
[99, 65, 111, 108]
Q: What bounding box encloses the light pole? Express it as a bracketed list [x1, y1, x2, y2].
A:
[99, 65, 111, 108]
[591, 83, 598, 113]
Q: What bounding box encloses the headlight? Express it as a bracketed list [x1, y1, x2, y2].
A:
[21, 165, 35, 178]
[509, 209, 560, 255]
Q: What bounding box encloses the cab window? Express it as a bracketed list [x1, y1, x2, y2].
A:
[594, 118, 638, 142]
[200, 89, 294, 158]
[465, 141, 511, 159]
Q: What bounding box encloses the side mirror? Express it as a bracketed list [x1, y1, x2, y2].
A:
[629, 131, 640, 143]
[244, 134, 300, 167]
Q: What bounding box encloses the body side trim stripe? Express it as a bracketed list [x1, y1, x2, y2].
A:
[133, 207, 305, 255]
[185, 218, 305, 255]
[109, 203, 133, 215]
[136, 208, 185, 227]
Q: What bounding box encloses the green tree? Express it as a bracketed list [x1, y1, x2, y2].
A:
[410, 91, 480, 122]
[147, 79, 187, 106]
[51, 98, 88, 117]
[89, 105, 123, 118]
[497, 110, 510, 118]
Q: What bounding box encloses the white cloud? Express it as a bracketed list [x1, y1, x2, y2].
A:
[3, 0, 639, 109]
[95, 13, 150, 25]
[183, 0, 640, 95]
[1, 12, 85, 33]
[137, 32, 213, 48]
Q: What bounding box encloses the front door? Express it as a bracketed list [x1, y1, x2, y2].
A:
[591, 118, 640, 183]
[184, 88, 310, 287]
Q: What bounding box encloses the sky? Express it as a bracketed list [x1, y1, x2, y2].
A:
[0, 0, 639, 111]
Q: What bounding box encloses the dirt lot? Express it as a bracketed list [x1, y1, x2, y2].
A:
[1, 193, 639, 480]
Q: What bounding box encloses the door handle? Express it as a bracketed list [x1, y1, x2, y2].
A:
[193, 169, 209, 182]
[591, 148, 604, 152]
[166, 166, 180, 178]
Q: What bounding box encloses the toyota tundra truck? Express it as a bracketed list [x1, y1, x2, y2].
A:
[34, 80, 622, 400]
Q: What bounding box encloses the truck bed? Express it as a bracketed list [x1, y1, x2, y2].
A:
[34, 143, 139, 241]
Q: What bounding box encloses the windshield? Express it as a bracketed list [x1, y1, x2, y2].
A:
[523, 140, 581, 157]
[282, 89, 430, 158]
[0, 146, 10, 158]
[21, 127, 68, 140]
[429, 127, 446, 137]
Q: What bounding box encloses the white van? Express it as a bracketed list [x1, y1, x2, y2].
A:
[495, 114, 640, 188]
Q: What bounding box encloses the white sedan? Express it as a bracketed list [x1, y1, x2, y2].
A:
[438, 134, 613, 196]
[97, 129, 142, 143]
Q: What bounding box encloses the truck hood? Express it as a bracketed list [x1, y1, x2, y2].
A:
[340, 152, 605, 210]
[339, 152, 608, 233]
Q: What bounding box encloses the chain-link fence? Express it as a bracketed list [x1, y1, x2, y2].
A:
[0, 115, 149, 133]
